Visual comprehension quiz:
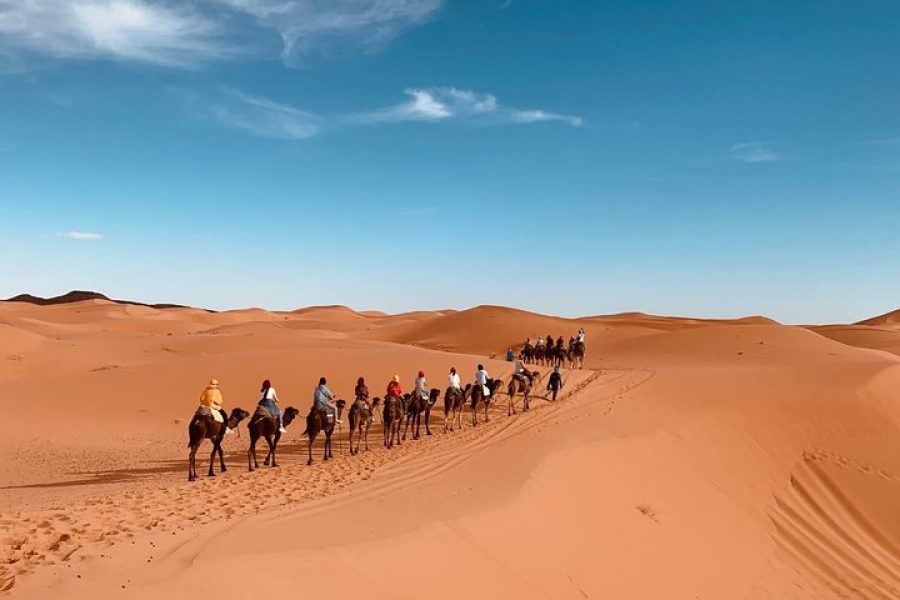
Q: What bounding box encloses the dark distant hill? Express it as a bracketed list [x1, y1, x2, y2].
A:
[3, 290, 209, 311]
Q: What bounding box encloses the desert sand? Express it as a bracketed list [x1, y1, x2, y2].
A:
[1, 295, 899, 598]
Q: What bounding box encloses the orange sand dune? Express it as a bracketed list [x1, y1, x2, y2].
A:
[2, 299, 900, 599]
[811, 324, 900, 358]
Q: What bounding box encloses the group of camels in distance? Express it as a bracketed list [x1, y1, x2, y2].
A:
[520, 335, 586, 370]
[187, 335, 586, 481]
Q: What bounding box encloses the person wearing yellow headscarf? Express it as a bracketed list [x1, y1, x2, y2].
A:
[199, 378, 232, 434]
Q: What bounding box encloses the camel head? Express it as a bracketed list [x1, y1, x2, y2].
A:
[429, 388, 441, 403]
[371, 397, 382, 410]
[228, 407, 250, 427]
[282, 406, 301, 427]
[336, 398, 347, 419]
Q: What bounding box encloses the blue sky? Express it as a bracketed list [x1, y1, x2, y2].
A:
[1, 0, 899, 323]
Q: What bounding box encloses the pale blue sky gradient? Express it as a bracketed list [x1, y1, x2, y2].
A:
[1, 0, 899, 323]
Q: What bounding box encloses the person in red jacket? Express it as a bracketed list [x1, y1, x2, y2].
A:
[386, 374, 403, 399]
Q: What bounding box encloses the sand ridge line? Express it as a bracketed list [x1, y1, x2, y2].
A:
[770, 456, 900, 599]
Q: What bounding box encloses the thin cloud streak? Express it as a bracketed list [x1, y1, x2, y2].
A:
[730, 142, 779, 163]
[65, 231, 103, 240]
[200, 88, 322, 140]
[353, 87, 584, 127]
[187, 85, 582, 140]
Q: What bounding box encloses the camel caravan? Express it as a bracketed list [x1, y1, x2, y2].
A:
[187, 331, 587, 481]
[517, 327, 587, 370]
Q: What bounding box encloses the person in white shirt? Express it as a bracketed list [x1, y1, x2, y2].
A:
[259, 379, 286, 433]
[576, 328, 586, 344]
[475, 364, 492, 396]
[448, 367, 461, 390]
[513, 356, 532, 387]
[536, 336, 545, 348]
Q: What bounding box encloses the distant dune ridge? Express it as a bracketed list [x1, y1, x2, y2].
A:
[4, 290, 202, 311]
[1, 292, 899, 599]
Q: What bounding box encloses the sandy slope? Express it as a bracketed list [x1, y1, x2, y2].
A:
[1, 300, 899, 598]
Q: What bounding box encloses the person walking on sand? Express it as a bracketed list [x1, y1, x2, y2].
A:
[314, 377, 342, 424]
[199, 378, 233, 435]
[259, 379, 286, 433]
[506, 348, 515, 362]
[547, 366, 563, 402]
[386, 374, 403, 400]
[448, 367, 461, 391]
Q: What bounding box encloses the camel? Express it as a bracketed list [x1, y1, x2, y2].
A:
[507, 371, 542, 415]
[534, 344, 547, 366]
[383, 395, 406, 449]
[403, 388, 441, 441]
[522, 343, 535, 364]
[303, 400, 346, 465]
[553, 344, 568, 367]
[187, 407, 250, 481]
[571, 341, 585, 369]
[247, 406, 300, 472]
[348, 397, 381, 455]
[470, 379, 504, 426]
[443, 384, 471, 433]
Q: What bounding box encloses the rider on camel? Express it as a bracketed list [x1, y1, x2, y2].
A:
[513, 355, 532, 387]
[199, 378, 232, 435]
[354, 377, 370, 411]
[414, 370, 430, 402]
[259, 379, 286, 433]
[313, 377, 342, 424]
[475, 364, 493, 397]
[386, 374, 403, 400]
[448, 367, 461, 391]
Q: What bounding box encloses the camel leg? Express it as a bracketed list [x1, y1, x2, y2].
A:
[363, 423, 369, 451]
[402, 413, 410, 441]
[266, 435, 278, 467]
[188, 444, 198, 481]
[307, 435, 314, 465]
[349, 425, 356, 456]
[208, 442, 218, 477]
[425, 406, 432, 436]
[248, 436, 256, 472]
[260, 434, 273, 467]
[218, 440, 227, 472]
[324, 432, 332, 461]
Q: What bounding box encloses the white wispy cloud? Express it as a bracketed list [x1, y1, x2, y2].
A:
[354, 87, 584, 127]
[214, 0, 443, 66]
[185, 85, 581, 140]
[0, 0, 229, 67]
[65, 230, 103, 240]
[0, 0, 442, 68]
[730, 142, 779, 163]
[198, 87, 322, 139]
